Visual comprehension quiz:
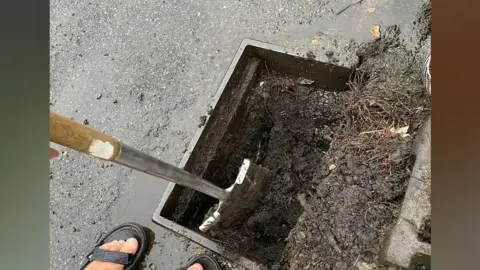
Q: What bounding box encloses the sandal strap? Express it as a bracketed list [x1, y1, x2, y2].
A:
[79, 247, 134, 269]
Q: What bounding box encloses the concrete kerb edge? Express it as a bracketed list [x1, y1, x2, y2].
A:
[380, 115, 431, 268]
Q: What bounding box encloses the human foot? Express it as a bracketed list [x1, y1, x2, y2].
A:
[83, 238, 203, 270]
[85, 238, 138, 270]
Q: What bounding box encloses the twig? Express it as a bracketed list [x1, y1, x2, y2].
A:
[353, 255, 360, 268]
[395, 93, 413, 113]
[263, 98, 275, 123]
[364, 206, 381, 231]
[255, 141, 262, 163]
[359, 129, 384, 135]
[336, 0, 364, 15]
[324, 229, 343, 254]
[264, 61, 271, 75]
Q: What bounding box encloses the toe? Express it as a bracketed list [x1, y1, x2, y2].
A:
[187, 263, 203, 270]
[99, 240, 123, 251]
[119, 238, 138, 254]
[85, 240, 126, 270]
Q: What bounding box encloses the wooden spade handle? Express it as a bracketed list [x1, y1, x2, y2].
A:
[49, 112, 121, 161]
[49, 112, 230, 201]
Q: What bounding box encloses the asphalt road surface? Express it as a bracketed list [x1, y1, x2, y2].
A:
[50, 0, 425, 268]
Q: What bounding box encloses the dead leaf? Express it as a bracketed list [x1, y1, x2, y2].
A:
[370, 25, 381, 39]
[357, 261, 378, 270]
[328, 164, 337, 171]
[298, 78, 314, 85]
[389, 125, 410, 138]
[367, 7, 376, 13]
[311, 39, 319, 45]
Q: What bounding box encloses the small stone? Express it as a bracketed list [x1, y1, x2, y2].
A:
[328, 164, 337, 171]
[198, 115, 207, 127]
[104, 53, 109, 56]
[83, 119, 89, 125]
[206, 107, 213, 115]
[148, 263, 156, 270]
[325, 51, 334, 58]
[73, 227, 78, 232]
[306, 51, 316, 59]
[59, 225, 64, 229]
[113, 99, 118, 104]
[96, 93, 102, 100]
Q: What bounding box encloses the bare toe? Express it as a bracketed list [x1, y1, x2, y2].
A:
[84, 238, 138, 270]
[187, 263, 203, 270]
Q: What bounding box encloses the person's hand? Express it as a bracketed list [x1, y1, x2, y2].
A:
[49, 148, 60, 159]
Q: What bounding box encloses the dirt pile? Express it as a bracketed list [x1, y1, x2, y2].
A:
[280, 26, 431, 269]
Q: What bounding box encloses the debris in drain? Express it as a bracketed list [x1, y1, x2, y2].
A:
[389, 125, 410, 137]
[175, 68, 346, 266]
[297, 78, 314, 85]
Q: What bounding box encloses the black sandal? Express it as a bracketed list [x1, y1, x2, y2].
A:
[182, 254, 222, 270]
[79, 222, 147, 270]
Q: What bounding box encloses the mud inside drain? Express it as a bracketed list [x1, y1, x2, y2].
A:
[166, 65, 344, 266]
